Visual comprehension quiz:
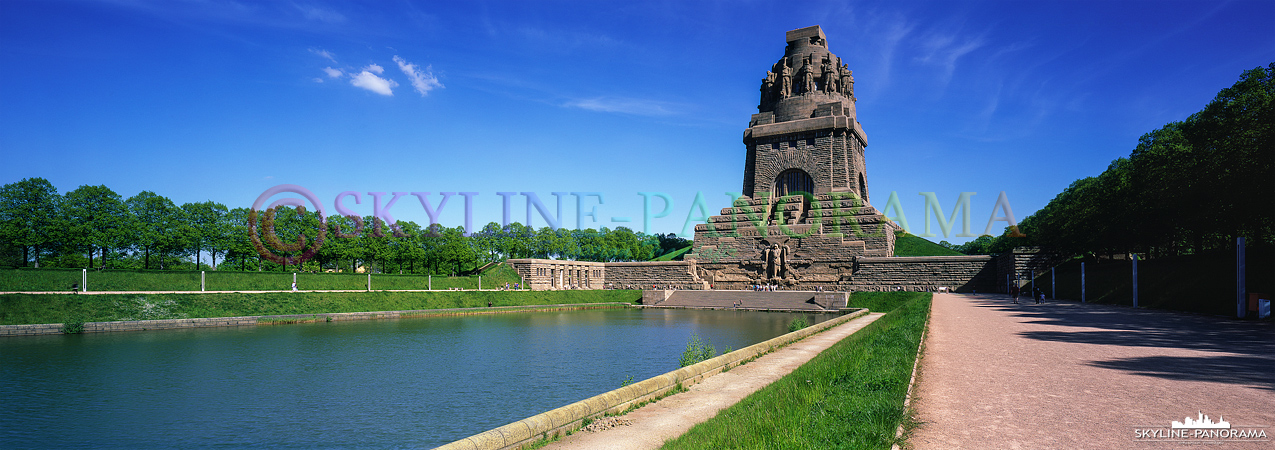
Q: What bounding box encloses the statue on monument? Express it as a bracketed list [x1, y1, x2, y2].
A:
[797, 55, 815, 95]
[778, 60, 792, 99]
[839, 64, 854, 96]
[760, 71, 775, 107]
[821, 57, 837, 94]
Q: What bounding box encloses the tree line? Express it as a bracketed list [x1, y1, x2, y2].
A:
[0, 180, 691, 273]
[943, 63, 1273, 258]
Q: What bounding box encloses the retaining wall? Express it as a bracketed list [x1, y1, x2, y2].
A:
[0, 303, 631, 337]
[435, 308, 870, 450]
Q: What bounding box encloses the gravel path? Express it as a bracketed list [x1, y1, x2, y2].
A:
[542, 312, 885, 450]
[909, 293, 1273, 449]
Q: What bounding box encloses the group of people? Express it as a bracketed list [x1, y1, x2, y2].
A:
[752, 284, 783, 291]
[1010, 285, 1046, 304]
[499, 283, 520, 290]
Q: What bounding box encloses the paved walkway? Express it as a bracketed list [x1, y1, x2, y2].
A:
[910, 293, 1273, 449]
[543, 312, 885, 450]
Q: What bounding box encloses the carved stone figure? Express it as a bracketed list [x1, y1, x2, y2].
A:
[839, 64, 854, 96]
[778, 60, 792, 99]
[821, 58, 837, 94]
[797, 55, 815, 95]
[767, 243, 782, 278]
[760, 71, 775, 107]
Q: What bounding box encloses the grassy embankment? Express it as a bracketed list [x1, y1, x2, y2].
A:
[0, 263, 523, 292]
[892, 232, 964, 257]
[652, 245, 693, 261]
[0, 289, 641, 325]
[662, 291, 931, 450]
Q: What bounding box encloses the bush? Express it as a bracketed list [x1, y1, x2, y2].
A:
[679, 333, 717, 367]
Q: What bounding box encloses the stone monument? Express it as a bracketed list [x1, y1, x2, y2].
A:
[685, 25, 899, 289]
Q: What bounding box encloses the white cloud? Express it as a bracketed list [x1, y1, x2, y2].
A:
[565, 97, 678, 116]
[350, 66, 397, 96]
[313, 77, 324, 83]
[393, 55, 443, 96]
[309, 48, 337, 63]
[322, 67, 342, 78]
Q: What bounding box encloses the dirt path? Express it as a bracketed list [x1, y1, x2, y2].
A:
[909, 293, 1273, 449]
[542, 312, 885, 450]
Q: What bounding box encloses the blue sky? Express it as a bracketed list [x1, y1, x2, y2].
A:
[2, 0, 1272, 244]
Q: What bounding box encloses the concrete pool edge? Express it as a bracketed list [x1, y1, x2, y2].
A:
[0, 302, 633, 337]
[434, 307, 871, 450]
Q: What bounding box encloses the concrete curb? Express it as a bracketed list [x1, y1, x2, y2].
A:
[891, 296, 933, 450]
[0, 303, 631, 337]
[434, 308, 871, 450]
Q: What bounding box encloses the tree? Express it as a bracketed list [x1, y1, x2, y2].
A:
[0, 178, 61, 267]
[63, 185, 130, 268]
[182, 201, 228, 270]
[126, 191, 185, 269]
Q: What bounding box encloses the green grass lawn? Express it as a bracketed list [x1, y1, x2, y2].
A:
[0, 263, 523, 292]
[892, 232, 964, 257]
[0, 289, 640, 325]
[662, 292, 931, 450]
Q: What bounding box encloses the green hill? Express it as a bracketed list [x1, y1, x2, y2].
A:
[653, 245, 693, 261]
[893, 232, 965, 256]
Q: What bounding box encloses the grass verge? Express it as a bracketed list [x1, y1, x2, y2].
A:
[0, 263, 523, 292]
[661, 292, 931, 450]
[0, 290, 640, 325]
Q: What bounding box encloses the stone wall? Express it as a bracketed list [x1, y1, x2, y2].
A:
[604, 261, 708, 290]
[851, 256, 998, 292]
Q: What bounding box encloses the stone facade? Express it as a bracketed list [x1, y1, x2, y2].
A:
[507, 259, 606, 290]
[684, 25, 900, 290]
[505, 26, 1059, 294]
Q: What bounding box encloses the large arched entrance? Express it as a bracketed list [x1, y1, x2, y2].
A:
[773, 168, 814, 197]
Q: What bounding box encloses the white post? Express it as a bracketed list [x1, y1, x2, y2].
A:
[367, 273, 371, 291]
[1132, 254, 1139, 308]
[1238, 237, 1246, 318]
[478, 275, 482, 291]
[428, 274, 432, 291]
[202, 271, 205, 292]
[293, 272, 296, 284]
[1081, 262, 1086, 303]
[82, 269, 87, 292]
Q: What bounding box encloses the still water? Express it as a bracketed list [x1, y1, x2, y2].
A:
[1, 307, 831, 448]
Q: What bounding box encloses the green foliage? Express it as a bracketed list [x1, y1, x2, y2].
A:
[620, 374, 634, 387]
[892, 231, 964, 256]
[977, 63, 1275, 258]
[663, 293, 931, 450]
[787, 317, 808, 332]
[59, 319, 84, 334]
[679, 333, 718, 367]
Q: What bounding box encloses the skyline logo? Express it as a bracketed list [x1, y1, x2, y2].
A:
[1133, 411, 1268, 443]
